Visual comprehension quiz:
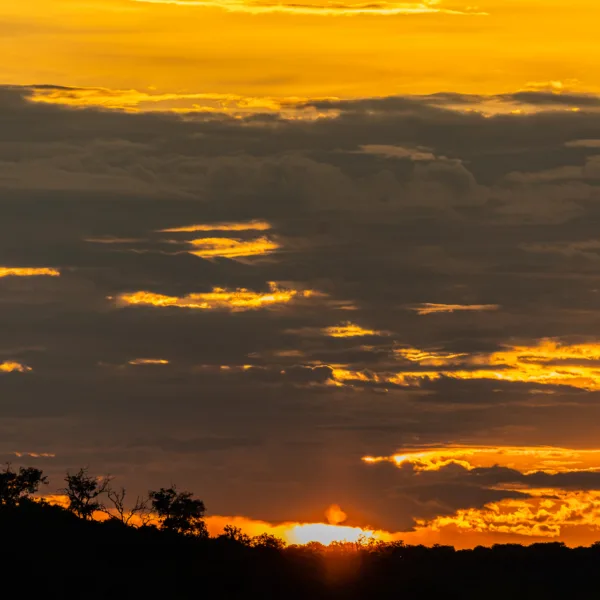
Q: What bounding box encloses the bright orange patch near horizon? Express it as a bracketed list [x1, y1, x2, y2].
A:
[206, 489, 600, 547]
[418, 490, 600, 540]
[35, 492, 600, 548]
[206, 506, 398, 546]
[38, 495, 396, 544]
[358, 446, 600, 545]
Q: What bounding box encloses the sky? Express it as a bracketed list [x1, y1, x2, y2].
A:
[3, 0, 600, 548]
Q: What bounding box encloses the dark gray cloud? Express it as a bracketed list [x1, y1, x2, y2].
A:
[3, 85, 600, 530]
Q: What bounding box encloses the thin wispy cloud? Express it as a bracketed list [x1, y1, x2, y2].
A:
[0, 267, 60, 278]
[0, 361, 32, 373]
[114, 284, 319, 311]
[131, 0, 486, 16]
[410, 303, 500, 315]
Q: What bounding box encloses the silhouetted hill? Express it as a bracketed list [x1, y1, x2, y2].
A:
[2, 500, 600, 599]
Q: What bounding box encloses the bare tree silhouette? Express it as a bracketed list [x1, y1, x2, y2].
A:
[105, 486, 152, 526]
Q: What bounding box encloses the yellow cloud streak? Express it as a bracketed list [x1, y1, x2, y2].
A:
[472, 340, 600, 390]
[0, 268, 60, 278]
[25, 85, 592, 119]
[362, 445, 600, 475]
[410, 303, 500, 315]
[131, 0, 484, 16]
[395, 348, 468, 365]
[324, 323, 383, 338]
[128, 358, 170, 365]
[329, 340, 600, 391]
[115, 283, 318, 311]
[12, 452, 55, 458]
[189, 236, 280, 258]
[0, 361, 32, 373]
[26, 87, 325, 117]
[160, 220, 272, 233]
[29, 88, 254, 111]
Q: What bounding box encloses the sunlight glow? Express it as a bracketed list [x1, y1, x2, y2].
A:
[326, 504, 348, 525]
[286, 523, 383, 545]
[206, 505, 396, 546]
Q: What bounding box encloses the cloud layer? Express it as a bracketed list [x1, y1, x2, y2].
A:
[4, 85, 600, 545]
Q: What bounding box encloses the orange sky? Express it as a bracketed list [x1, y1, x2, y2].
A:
[37, 444, 600, 548]
[2, 0, 600, 102]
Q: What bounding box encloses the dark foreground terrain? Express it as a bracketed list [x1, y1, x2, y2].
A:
[3, 500, 600, 599]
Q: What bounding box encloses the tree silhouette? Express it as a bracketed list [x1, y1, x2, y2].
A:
[105, 486, 152, 526]
[0, 463, 47, 507]
[61, 468, 111, 519]
[149, 486, 208, 537]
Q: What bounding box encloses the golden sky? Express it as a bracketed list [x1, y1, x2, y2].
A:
[2, 0, 600, 101]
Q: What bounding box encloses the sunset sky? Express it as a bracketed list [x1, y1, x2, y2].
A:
[3, 0, 600, 548]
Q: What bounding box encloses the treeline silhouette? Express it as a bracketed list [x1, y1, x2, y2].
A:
[2, 463, 600, 598]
